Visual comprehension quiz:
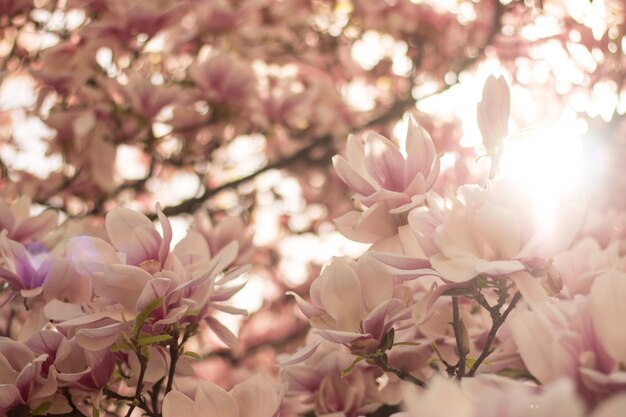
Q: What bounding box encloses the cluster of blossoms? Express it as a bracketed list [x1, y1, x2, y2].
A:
[1, 1, 626, 416]
[279, 76, 626, 416]
[0, 196, 286, 416]
[3, 74, 626, 417]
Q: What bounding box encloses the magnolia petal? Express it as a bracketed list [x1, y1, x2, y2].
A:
[231, 374, 285, 417]
[364, 132, 407, 192]
[20, 287, 43, 298]
[126, 224, 161, 266]
[211, 304, 248, 316]
[332, 155, 376, 196]
[43, 300, 85, 322]
[474, 259, 524, 276]
[173, 231, 211, 266]
[162, 391, 196, 417]
[405, 116, 436, 182]
[334, 204, 397, 243]
[278, 340, 321, 367]
[510, 270, 548, 308]
[473, 204, 521, 259]
[589, 270, 626, 364]
[318, 258, 364, 332]
[12, 209, 58, 243]
[314, 328, 367, 345]
[369, 251, 434, 279]
[0, 384, 22, 410]
[105, 207, 153, 253]
[75, 322, 126, 351]
[509, 309, 556, 384]
[362, 299, 405, 340]
[356, 254, 394, 311]
[287, 291, 325, 320]
[195, 381, 239, 417]
[156, 203, 173, 265]
[205, 316, 238, 349]
[591, 393, 626, 417]
[67, 236, 120, 274]
[135, 278, 171, 313]
[430, 254, 477, 283]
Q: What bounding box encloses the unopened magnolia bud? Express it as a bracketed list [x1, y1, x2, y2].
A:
[460, 319, 470, 355]
[350, 339, 380, 355]
[544, 265, 563, 296]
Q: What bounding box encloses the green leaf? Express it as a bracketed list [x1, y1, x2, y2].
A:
[110, 343, 130, 352]
[392, 341, 421, 348]
[137, 334, 172, 347]
[340, 356, 364, 377]
[182, 351, 202, 360]
[31, 401, 51, 415]
[133, 298, 164, 337]
[465, 357, 477, 368]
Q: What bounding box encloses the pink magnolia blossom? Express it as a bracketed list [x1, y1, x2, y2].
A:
[63, 205, 247, 349]
[103, 73, 181, 121]
[289, 255, 411, 348]
[423, 178, 583, 283]
[0, 233, 91, 303]
[553, 238, 623, 297]
[332, 116, 440, 243]
[26, 330, 114, 393]
[190, 210, 254, 265]
[0, 338, 59, 414]
[282, 339, 402, 417]
[188, 52, 258, 109]
[510, 272, 626, 406]
[162, 374, 285, 417]
[0, 196, 57, 244]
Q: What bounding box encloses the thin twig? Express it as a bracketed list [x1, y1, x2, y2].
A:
[370, 356, 426, 388]
[165, 329, 180, 394]
[467, 291, 522, 376]
[125, 350, 149, 417]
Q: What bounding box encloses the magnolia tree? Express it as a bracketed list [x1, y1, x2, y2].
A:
[2, 0, 626, 416]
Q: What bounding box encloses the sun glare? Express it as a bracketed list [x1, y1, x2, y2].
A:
[498, 122, 589, 228]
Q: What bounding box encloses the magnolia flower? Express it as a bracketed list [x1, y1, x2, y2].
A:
[0, 196, 57, 244]
[552, 238, 622, 297]
[190, 210, 254, 265]
[0, 232, 91, 302]
[510, 271, 626, 405]
[424, 178, 583, 284]
[162, 374, 285, 417]
[188, 52, 257, 108]
[289, 255, 410, 349]
[64, 205, 246, 350]
[281, 339, 402, 417]
[332, 116, 440, 243]
[0, 338, 58, 414]
[26, 330, 114, 392]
